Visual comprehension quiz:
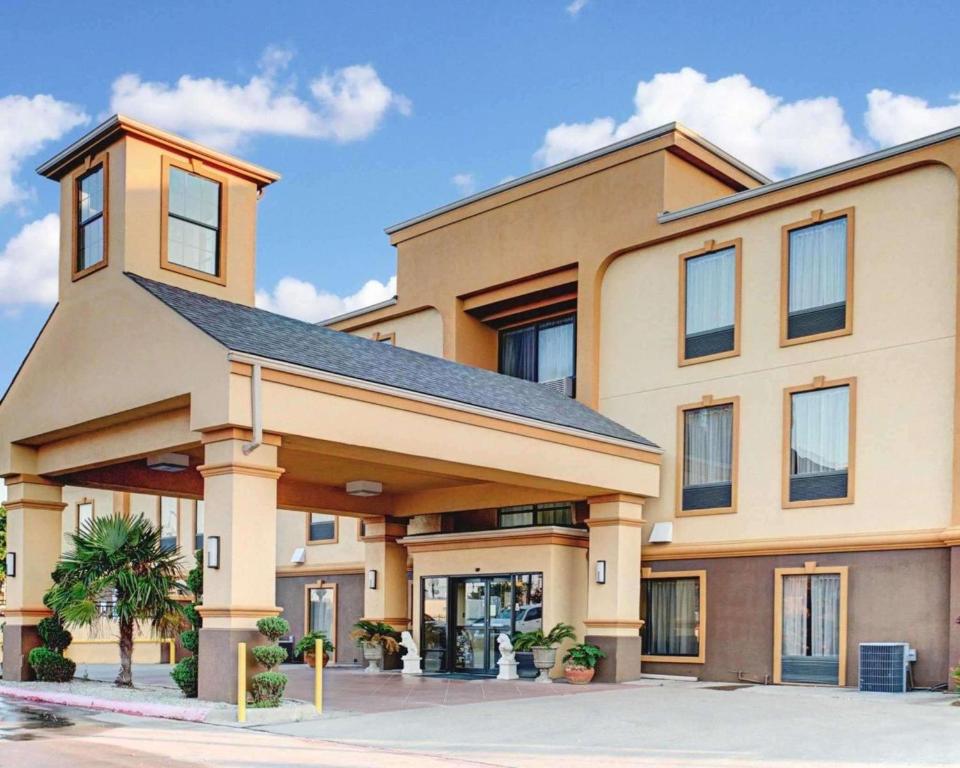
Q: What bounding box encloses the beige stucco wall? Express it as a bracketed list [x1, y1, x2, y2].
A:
[275, 508, 364, 567]
[600, 165, 959, 544]
[349, 308, 444, 358]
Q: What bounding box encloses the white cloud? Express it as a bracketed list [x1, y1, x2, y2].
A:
[865, 89, 960, 146]
[534, 68, 868, 179]
[0, 95, 88, 211]
[566, 0, 590, 16]
[109, 48, 410, 152]
[451, 172, 476, 196]
[255, 274, 397, 323]
[0, 214, 61, 308]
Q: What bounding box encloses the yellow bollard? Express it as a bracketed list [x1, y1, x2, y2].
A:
[168, 639, 177, 666]
[237, 642, 247, 723]
[314, 637, 323, 714]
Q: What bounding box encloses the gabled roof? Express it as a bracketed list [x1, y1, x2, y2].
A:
[128, 274, 658, 449]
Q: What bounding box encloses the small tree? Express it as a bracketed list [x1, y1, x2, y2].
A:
[249, 617, 290, 707]
[46, 513, 185, 687]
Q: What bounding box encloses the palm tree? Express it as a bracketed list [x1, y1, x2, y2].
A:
[46, 513, 185, 687]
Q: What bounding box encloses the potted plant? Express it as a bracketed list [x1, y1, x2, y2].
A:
[512, 622, 576, 683]
[563, 642, 606, 684]
[296, 631, 335, 668]
[351, 619, 400, 673]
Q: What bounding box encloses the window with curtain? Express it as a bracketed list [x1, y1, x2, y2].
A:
[683, 246, 736, 360]
[786, 216, 849, 339]
[499, 502, 574, 528]
[682, 403, 734, 511]
[307, 586, 335, 638]
[160, 497, 178, 551]
[77, 501, 94, 532]
[194, 500, 204, 552]
[641, 577, 701, 657]
[76, 165, 105, 272]
[498, 315, 576, 396]
[781, 573, 841, 684]
[308, 512, 336, 542]
[167, 166, 221, 276]
[790, 385, 850, 502]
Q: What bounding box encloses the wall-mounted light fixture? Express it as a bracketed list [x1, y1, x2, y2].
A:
[367, 569, 378, 589]
[206, 536, 221, 569]
[595, 560, 606, 584]
[5, 552, 15, 578]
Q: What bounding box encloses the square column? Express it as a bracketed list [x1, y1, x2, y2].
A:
[363, 516, 410, 631]
[2, 475, 65, 681]
[196, 436, 284, 703]
[584, 494, 645, 683]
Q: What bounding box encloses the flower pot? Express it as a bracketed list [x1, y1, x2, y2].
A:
[531, 647, 556, 684]
[362, 642, 384, 673]
[564, 665, 595, 685]
[304, 651, 330, 668]
[516, 651, 538, 679]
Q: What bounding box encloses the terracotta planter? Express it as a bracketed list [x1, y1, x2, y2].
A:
[304, 652, 331, 668]
[564, 665, 595, 685]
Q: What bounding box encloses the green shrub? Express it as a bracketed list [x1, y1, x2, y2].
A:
[295, 631, 334, 658]
[36, 617, 72, 654]
[256, 617, 290, 642]
[249, 671, 287, 708]
[170, 655, 198, 697]
[251, 644, 288, 669]
[563, 642, 606, 670]
[180, 629, 199, 654]
[183, 604, 200, 631]
[186, 549, 203, 597]
[512, 623, 577, 651]
[28, 647, 76, 682]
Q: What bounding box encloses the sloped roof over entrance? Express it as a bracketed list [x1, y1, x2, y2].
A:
[128, 273, 657, 449]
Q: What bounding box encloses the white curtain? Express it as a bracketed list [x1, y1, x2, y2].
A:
[788, 218, 847, 313]
[685, 247, 735, 335]
[791, 386, 849, 476]
[537, 320, 575, 382]
[782, 575, 808, 656]
[309, 588, 335, 636]
[683, 404, 733, 487]
[646, 578, 700, 656]
[810, 574, 841, 656]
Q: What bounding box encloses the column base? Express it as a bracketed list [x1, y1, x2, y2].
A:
[586, 634, 643, 683]
[1, 624, 42, 681]
[198, 628, 270, 703]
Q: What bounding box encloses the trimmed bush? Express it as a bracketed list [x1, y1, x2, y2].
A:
[252, 644, 288, 669]
[170, 655, 198, 698]
[28, 647, 76, 682]
[183, 603, 200, 630]
[255, 617, 290, 642]
[249, 671, 287, 708]
[36, 616, 72, 654]
[180, 629, 199, 654]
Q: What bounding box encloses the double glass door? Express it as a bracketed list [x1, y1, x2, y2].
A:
[454, 577, 512, 674]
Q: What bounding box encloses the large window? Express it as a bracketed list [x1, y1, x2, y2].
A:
[782, 209, 854, 344]
[194, 500, 204, 552]
[498, 315, 576, 397]
[784, 379, 855, 506]
[77, 501, 94, 532]
[679, 240, 740, 364]
[306, 583, 337, 661]
[160, 497, 179, 551]
[163, 162, 223, 279]
[677, 398, 738, 515]
[498, 502, 573, 528]
[307, 512, 337, 543]
[75, 163, 106, 276]
[641, 571, 706, 663]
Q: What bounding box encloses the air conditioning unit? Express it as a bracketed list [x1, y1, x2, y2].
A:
[540, 377, 575, 397]
[859, 642, 915, 692]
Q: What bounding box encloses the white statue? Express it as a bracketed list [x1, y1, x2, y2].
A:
[400, 630, 422, 675]
[496, 632, 518, 681]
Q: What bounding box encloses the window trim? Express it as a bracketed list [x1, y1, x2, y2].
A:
[159, 496, 180, 550]
[640, 568, 707, 664]
[71, 154, 109, 281]
[303, 581, 338, 663]
[675, 395, 740, 517]
[76, 499, 95, 532]
[305, 512, 340, 545]
[497, 312, 577, 392]
[160, 155, 228, 286]
[782, 376, 857, 509]
[193, 500, 204, 553]
[677, 238, 742, 367]
[357, 518, 367, 541]
[772, 562, 848, 686]
[497, 501, 576, 529]
[779, 207, 855, 347]
[372, 331, 396, 345]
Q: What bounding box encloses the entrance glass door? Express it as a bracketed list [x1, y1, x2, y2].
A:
[453, 576, 512, 674]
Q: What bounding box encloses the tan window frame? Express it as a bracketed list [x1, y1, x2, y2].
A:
[678, 238, 742, 367]
[76, 499, 95, 532]
[640, 567, 707, 664]
[372, 331, 396, 345]
[675, 395, 740, 517]
[305, 512, 340, 545]
[303, 581, 338, 663]
[72, 153, 109, 281]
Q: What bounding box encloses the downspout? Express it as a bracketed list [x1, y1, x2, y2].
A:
[242, 362, 262, 455]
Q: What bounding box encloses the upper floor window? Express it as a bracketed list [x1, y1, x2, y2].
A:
[308, 512, 338, 543]
[75, 164, 106, 277]
[499, 315, 575, 397]
[782, 209, 854, 345]
[678, 397, 738, 515]
[499, 502, 573, 528]
[679, 240, 741, 365]
[160, 497, 179, 551]
[163, 161, 224, 281]
[784, 378, 855, 507]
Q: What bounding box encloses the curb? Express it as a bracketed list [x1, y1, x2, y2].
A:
[0, 684, 211, 722]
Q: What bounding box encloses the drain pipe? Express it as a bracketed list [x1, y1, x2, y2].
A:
[242, 362, 263, 455]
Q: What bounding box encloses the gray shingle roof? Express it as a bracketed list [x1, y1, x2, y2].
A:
[128, 273, 658, 449]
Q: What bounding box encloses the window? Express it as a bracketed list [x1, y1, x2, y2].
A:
[641, 570, 706, 663]
[160, 497, 179, 551]
[77, 501, 94, 532]
[784, 378, 856, 507]
[373, 331, 396, 345]
[677, 397, 739, 515]
[74, 163, 107, 277]
[781, 209, 854, 344]
[305, 583, 337, 661]
[498, 502, 573, 528]
[679, 239, 741, 365]
[307, 512, 337, 543]
[161, 159, 225, 281]
[499, 315, 576, 397]
[194, 500, 204, 552]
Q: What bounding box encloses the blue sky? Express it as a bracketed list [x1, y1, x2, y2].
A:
[1, 0, 960, 391]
